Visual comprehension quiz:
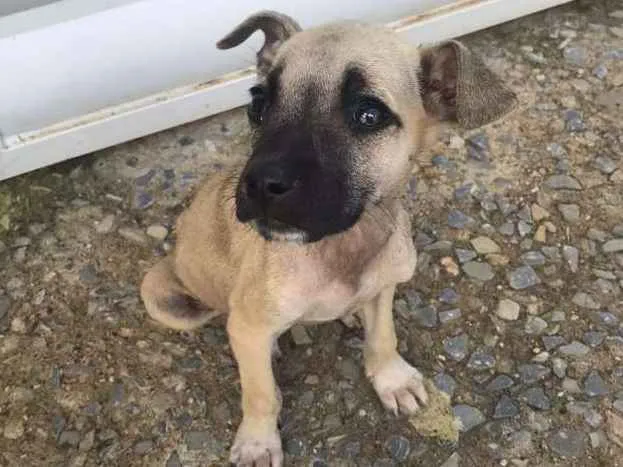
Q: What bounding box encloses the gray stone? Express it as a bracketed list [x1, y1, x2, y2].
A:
[183, 431, 221, 451]
[517, 220, 533, 237]
[0, 296, 10, 321]
[596, 312, 618, 327]
[518, 364, 551, 384]
[471, 236, 500, 255]
[562, 246, 579, 272]
[588, 228, 609, 242]
[613, 224, 623, 237]
[384, 436, 410, 461]
[584, 410, 603, 428]
[285, 438, 306, 457]
[133, 440, 154, 455]
[542, 335, 566, 351]
[604, 239, 623, 253]
[486, 374, 515, 392]
[96, 215, 115, 234]
[525, 316, 548, 335]
[424, 241, 453, 254]
[493, 395, 519, 419]
[499, 221, 515, 236]
[414, 232, 435, 248]
[552, 358, 567, 378]
[455, 248, 477, 263]
[146, 224, 168, 241]
[593, 63, 608, 79]
[563, 109, 586, 132]
[496, 299, 520, 321]
[463, 261, 495, 281]
[521, 251, 546, 266]
[412, 305, 438, 328]
[337, 358, 360, 381]
[438, 288, 459, 304]
[448, 210, 476, 229]
[583, 331, 606, 348]
[544, 175, 582, 190]
[444, 334, 469, 361]
[521, 387, 551, 410]
[466, 133, 489, 162]
[453, 405, 486, 432]
[434, 373, 457, 397]
[508, 266, 541, 290]
[572, 292, 600, 309]
[558, 204, 581, 223]
[439, 308, 462, 324]
[166, 451, 182, 467]
[117, 227, 149, 246]
[467, 350, 496, 371]
[584, 371, 609, 397]
[559, 341, 590, 357]
[549, 430, 586, 458]
[593, 155, 617, 175]
[58, 431, 81, 447]
[439, 453, 460, 467]
[563, 46, 588, 66]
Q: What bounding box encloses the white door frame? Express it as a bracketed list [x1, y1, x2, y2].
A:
[0, 0, 572, 181]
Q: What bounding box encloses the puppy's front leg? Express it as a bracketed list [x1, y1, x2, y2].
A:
[359, 285, 428, 415]
[227, 312, 282, 467]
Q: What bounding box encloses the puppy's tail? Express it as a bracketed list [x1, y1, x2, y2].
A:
[140, 257, 221, 330]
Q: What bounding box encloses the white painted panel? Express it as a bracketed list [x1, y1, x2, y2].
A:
[0, 0, 573, 181]
[0, 0, 456, 136]
[0, 0, 60, 17]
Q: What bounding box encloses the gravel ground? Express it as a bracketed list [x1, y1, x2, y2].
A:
[2, 1, 623, 466]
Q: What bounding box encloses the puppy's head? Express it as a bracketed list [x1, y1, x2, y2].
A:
[218, 11, 517, 243]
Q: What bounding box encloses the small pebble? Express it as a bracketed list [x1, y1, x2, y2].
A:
[486, 375, 515, 392]
[434, 373, 457, 397]
[521, 387, 551, 410]
[444, 334, 469, 361]
[493, 396, 519, 419]
[453, 405, 486, 432]
[508, 266, 541, 290]
[549, 430, 586, 458]
[463, 261, 495, 281]
[559, 341, 590, 358]
[544, 175, 582, 190]
[518, 364, 551, 384]
[146, 225, 168, 241]
[471, 236, 500, 255]
[558, 204, 580, 224]
[496, 299, 520, 321]
[584, 371, 609, 397]
[467, 351, 496, 371]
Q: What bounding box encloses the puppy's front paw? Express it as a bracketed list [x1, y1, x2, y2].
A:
[230, 421, 282, 467]
[369, 356, 428, 416]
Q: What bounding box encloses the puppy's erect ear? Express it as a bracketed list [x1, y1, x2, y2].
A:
[217, 10, 301, 74]
[419, 40, 517, 129]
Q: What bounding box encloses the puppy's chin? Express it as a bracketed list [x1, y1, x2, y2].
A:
[252, 219, 310, 244]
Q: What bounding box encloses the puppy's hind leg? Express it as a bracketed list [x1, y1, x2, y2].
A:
[140, 257, 221, 330]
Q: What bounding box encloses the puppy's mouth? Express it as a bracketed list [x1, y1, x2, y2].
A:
[252, 219, 310, 244]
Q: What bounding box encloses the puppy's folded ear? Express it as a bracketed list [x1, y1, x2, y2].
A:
[217, 10, 301, 74]
[419, 41, 517, 129]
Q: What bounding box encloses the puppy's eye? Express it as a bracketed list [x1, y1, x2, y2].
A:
[248, 86, 266, 125]
[352, 98, 393, 132]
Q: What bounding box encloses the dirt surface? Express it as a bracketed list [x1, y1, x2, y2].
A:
[2, 1, 623, 466]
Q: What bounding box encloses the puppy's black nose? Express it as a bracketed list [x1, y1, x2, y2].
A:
[245, 165, 296, 202]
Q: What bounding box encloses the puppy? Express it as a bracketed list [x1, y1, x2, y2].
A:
[141, 10, 516, 466]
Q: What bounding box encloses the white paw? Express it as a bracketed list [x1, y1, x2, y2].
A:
[369, 356, 428, 416]
[230, 422, 282, 467]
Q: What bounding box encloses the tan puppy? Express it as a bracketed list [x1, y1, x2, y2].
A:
[141, 10, 516, 466]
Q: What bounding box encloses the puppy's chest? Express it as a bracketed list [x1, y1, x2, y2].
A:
[277, 229, 416, 323]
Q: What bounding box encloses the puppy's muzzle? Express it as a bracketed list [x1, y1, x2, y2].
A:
[236, 161, 307, 240]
